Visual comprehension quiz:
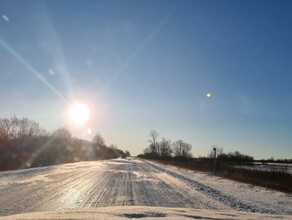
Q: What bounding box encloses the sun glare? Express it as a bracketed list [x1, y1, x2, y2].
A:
[69, 103, 90, 125]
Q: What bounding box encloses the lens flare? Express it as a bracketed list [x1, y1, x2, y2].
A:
[69, 103, 90, 125]
[207, 92, 211, 98]
[2, 15, 9, 22]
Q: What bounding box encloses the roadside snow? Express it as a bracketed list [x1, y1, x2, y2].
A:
[145, 159, 292, 214]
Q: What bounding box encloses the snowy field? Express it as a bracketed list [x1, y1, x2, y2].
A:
[236, 163, 292, 174]
[0, 158, 291, 219]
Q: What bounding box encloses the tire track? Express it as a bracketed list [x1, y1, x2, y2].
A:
[133, 160, 226, 209]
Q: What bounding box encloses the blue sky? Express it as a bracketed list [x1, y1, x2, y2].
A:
[0, 0, 291, 159]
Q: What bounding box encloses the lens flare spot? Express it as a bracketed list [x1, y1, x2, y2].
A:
[206, 92, 211, 98]
[48, 69, 55, 76]
[2, 15, 9, 22]
[87, 128, 92, 135]
[69, 103, 90, 126]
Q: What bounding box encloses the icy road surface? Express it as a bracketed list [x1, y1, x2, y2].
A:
[0, 158, 291, 217]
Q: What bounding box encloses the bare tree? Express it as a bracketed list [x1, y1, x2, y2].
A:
[148, 130, 159, 155]
[159, 138, 172, 158]
[181, 143, 192, 158]
[0, 116, 46, 144]
[92, 133, 105, 149]
[173, 140, 192, 158]
[53, 127, 71, 140]
[172, 140, 183, 157]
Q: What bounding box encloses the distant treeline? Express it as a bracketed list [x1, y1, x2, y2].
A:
[138, 130, 193, 160]
[0, 116, 130, 171]
[139, 130, 292, 164]
[138, 130, 256, 164]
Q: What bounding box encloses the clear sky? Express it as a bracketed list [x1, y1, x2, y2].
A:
[0, 0, 291, 159]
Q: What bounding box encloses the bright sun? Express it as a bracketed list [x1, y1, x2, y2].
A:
[69, 103, 90, 125]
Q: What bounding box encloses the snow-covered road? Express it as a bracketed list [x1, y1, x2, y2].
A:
[0, 158, 291, 217]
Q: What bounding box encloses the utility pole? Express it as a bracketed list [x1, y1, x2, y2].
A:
[213, 147, 217, 175]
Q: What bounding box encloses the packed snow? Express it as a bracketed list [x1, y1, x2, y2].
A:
[0, 158, 291, 219]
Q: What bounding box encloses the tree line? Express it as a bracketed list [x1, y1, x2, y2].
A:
[138, 131, 257, 165]
[138, 130, 193, 160]
[207, 146, 254, 163]
[0, 116, 130, 171]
